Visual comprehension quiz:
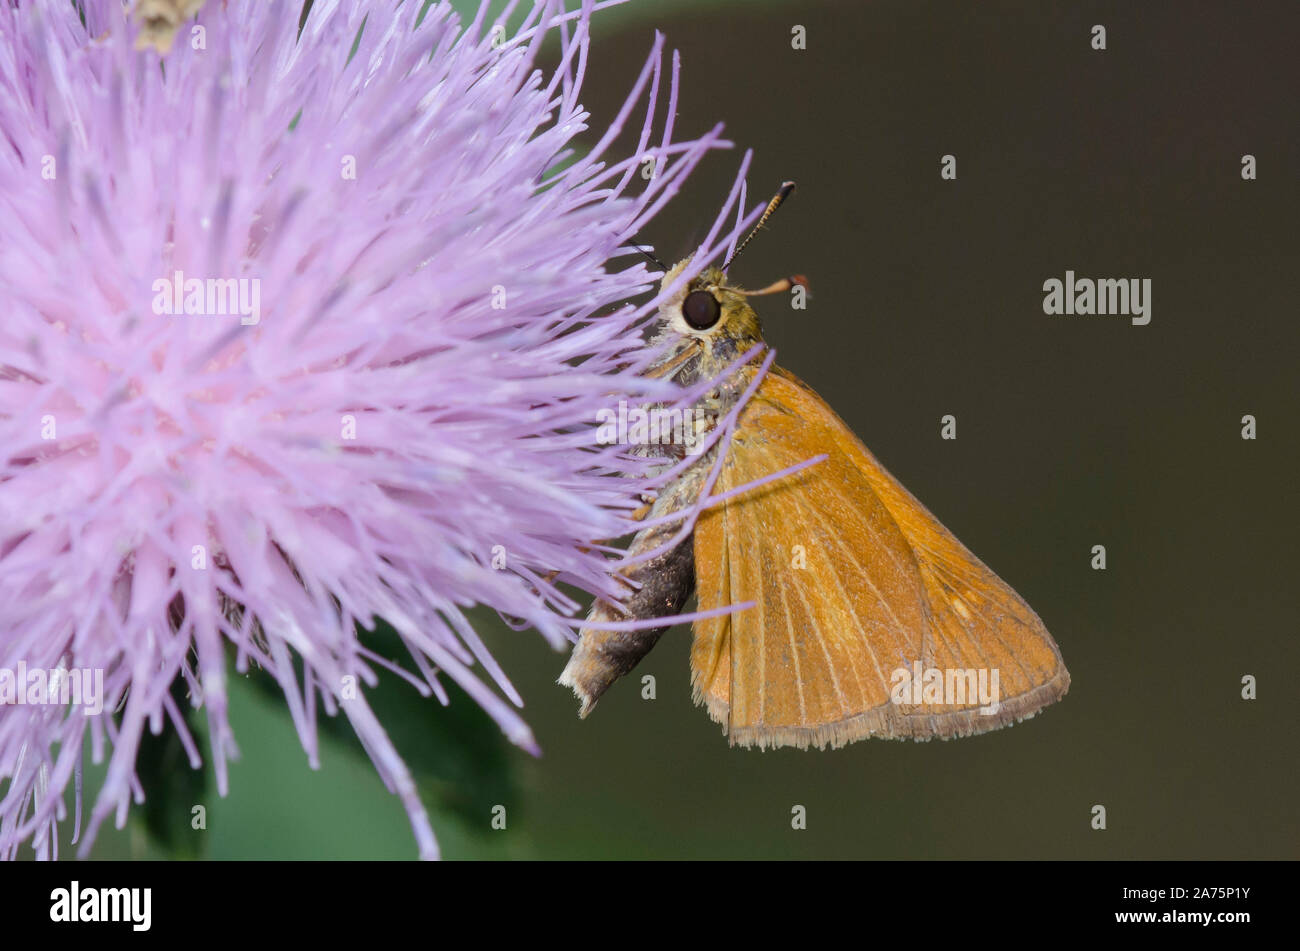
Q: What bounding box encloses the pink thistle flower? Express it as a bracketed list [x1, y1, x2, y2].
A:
[0, 0, 756, 859]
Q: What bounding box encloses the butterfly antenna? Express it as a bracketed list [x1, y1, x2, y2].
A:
[738, 274, 809, 297]
[723, 181, 796, 272]
[624, 241, 667, 272]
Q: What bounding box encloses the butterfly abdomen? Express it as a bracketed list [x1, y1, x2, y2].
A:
[558, 460, 712, 716]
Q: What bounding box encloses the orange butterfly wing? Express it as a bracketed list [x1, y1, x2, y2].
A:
[692, 366, 1069, 749]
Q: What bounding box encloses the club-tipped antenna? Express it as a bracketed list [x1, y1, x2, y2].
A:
[736, 274, 809, 297]
[723, 181, 796, 272]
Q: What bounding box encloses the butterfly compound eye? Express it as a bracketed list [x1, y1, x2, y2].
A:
[682, 290, 722, 330]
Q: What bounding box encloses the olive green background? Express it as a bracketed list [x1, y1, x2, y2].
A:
[65, 0, 1299, 860]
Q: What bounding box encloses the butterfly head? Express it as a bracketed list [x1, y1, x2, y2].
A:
[655, 181, 805, 346]
[656, 259, 762, 345]
[658, 257, 808, 344]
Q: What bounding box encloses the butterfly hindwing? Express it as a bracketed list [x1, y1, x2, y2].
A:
[691, 366, 1069, 749]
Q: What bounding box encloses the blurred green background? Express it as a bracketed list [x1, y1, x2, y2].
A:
[61, 0, 1300, 860]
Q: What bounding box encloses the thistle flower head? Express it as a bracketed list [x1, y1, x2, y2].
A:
[0, 0, 755, 858]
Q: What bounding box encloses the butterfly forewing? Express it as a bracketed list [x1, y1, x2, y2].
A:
[692, 366, 1069, 749]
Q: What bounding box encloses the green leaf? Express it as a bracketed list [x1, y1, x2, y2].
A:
[132, 677, 211, 859]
